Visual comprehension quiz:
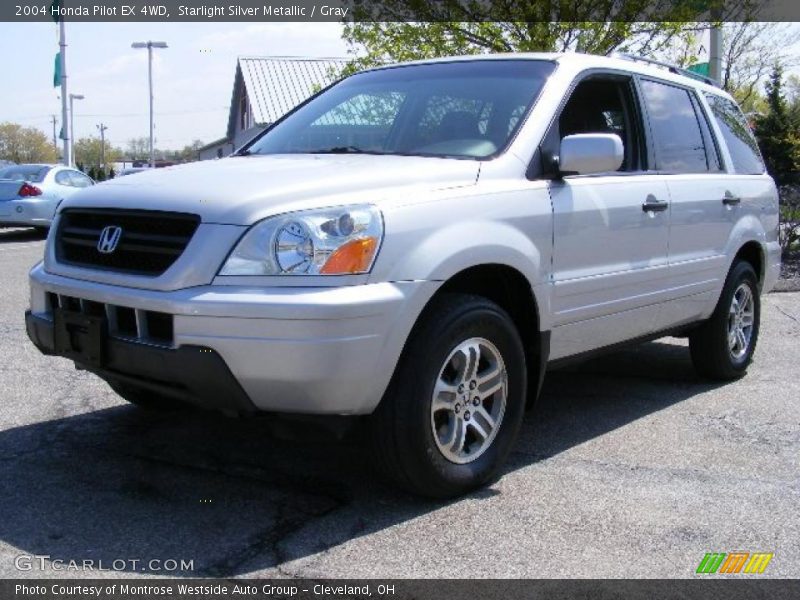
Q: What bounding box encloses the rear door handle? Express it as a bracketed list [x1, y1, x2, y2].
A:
[642, 195, 669, 212]
[723, 192, 741, 206]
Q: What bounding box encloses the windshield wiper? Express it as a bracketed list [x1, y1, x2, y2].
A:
[309, 146, 367, 154]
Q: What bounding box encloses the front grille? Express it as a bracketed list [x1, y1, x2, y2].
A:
[46, 292, 175, 347]
[56, 208, 200, 276]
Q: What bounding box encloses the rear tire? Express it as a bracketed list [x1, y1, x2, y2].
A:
[367, 294, 527, 498]
[689, 260, 760, 380]
[110, 382, 190, 411]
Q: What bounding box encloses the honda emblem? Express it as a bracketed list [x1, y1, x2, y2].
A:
[97, 225, 123, 254]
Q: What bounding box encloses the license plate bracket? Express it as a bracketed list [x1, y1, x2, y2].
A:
[54, 308, 107, 367]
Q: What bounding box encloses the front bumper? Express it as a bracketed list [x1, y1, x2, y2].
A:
[27, 262, 437, 415]
[26, 311, 257, 414]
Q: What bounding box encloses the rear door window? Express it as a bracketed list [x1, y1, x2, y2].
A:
[55, 170, 74, 186]
[703, 93, 765, 175]
[69, 171, 94, 188]
[640, 79, 710, 173]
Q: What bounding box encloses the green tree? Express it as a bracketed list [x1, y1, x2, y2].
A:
[73, 137, 120, 170]
[340, 1, 764, 75]
[787, 74, 800, 125]
[0, 122, 58, 163]
[754, 65, 800, 188]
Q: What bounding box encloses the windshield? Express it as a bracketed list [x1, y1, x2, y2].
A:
[244, 60, 555, 159]
[0, 165, 50, 182]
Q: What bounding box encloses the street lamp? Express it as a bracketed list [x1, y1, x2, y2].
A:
[132, 41, 168, 169]
[68, 93, 84, 167]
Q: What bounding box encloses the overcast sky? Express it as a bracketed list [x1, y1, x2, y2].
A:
[0, 22, 348, 151]
[1, 22, 798, 153]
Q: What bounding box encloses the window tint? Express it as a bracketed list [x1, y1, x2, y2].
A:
[640, 80, 709, 173]
[557, 78, 642, 171]
[703, 93, 765, 175]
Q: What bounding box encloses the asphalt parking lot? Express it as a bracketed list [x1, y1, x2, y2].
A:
[1, 227, 798, 579]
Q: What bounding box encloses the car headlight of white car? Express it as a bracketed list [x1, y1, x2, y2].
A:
[219, 205, 383, 276]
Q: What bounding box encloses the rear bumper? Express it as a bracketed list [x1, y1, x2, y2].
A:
[27, 262, 438, 415]
[0, 198, 55, 227]
[763, 240, 781, 294]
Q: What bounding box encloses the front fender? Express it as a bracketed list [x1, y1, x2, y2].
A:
[386, 220, 545, 285]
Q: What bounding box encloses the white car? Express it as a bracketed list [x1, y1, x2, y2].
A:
[0, 164, 94, 230]
[26, 53, 780, 496]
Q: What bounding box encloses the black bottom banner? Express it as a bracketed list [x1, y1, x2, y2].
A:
[3, 579, 800, 600]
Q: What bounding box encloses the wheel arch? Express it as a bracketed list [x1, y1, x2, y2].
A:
[414, 263, 548, 409]
[733, 240, 765, 290]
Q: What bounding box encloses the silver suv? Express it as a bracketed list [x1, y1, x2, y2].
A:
[26, 53, 781, 497]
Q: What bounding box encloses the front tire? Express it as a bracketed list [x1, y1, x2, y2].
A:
[690, 260, 760, 380]
[368, 294, 527, 498]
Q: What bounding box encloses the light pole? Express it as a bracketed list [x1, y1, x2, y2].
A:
[132, 41, 167, 169]
[69, 93, 84, 167]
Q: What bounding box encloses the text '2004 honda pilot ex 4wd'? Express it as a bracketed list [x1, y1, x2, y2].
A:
[26, 53, 780, 497]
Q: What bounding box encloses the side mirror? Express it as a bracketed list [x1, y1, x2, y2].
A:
[558, 133, 624, 176]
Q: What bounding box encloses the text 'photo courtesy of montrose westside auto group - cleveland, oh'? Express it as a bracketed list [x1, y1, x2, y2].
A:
[1, 0, 800, 599]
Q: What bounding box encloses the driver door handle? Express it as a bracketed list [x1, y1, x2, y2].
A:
[642, 195, 669, 213]
[722, 192, 741, 206]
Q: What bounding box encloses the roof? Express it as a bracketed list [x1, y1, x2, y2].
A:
[227, 56, 349, 138]
[198, 136, 233, 152]
[363, 52, 727, 96]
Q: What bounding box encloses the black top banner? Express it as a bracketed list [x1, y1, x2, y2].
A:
[2, 0, 800, 23]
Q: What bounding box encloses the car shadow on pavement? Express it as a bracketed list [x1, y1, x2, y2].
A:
[0, 228, 47, 243]
[0, 340, 723, 577]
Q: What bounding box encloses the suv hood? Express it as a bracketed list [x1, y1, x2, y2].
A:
[62, 154, 481, 225]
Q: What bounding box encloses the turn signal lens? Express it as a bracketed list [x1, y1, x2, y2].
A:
[320, 237, 378, 274]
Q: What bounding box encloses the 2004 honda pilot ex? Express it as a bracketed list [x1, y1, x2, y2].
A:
[26, 53, 781, 497]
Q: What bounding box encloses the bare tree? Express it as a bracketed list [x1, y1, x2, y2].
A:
[658, 22, 799, 112]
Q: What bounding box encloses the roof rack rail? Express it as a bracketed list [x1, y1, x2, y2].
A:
[614, 53, 720, 88]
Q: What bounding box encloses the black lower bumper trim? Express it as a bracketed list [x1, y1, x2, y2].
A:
[25, 311, 257, 415]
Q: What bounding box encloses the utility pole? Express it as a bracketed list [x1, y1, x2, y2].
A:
[97, 123, 108, 167]
[131, 41, 168, 169]
[69, 93, 84, 167]
[708, 4, 724, 85]
[50, 115, 58, 151]
[58, 17, 70, 166]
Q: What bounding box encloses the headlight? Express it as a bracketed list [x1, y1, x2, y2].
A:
[219, 205, 383, 276]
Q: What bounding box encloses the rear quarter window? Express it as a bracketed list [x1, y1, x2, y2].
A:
[703, 94, 765, 175]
